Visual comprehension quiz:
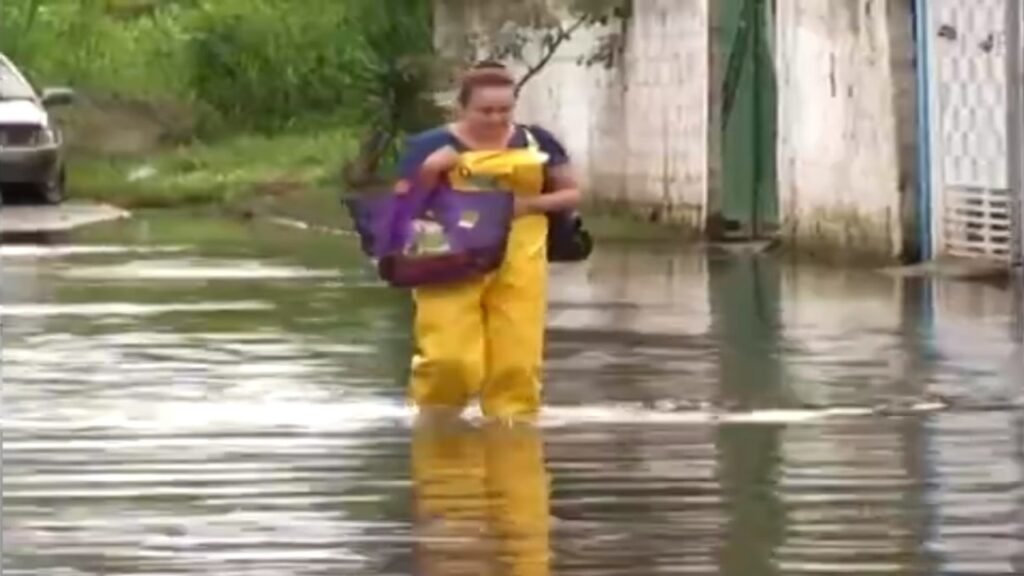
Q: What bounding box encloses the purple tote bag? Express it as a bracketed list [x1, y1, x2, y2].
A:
[345, 184, 514, 288]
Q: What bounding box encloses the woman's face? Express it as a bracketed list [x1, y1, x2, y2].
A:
[461, 86, 516, 135]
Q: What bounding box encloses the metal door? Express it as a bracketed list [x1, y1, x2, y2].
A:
[718, 0, 778, 240]
[923, 0, 1022, 263]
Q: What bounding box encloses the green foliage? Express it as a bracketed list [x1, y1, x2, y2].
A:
[343, 0, 444, 137]
[0, 0, 446, 192]
[70, 128, 357, 207]
[186, 0, 357, 133]
[338, 0, 446, 185]
[0, 0, 441, 142]
[0, 0, 38, 59]
[0, 0, 191, 98]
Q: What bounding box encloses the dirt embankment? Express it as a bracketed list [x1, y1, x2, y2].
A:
[55, 93, 196, 158]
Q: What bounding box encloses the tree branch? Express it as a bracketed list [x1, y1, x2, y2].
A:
[514, 14, 591, 95]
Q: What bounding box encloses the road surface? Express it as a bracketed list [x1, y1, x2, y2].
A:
[0, 202, 129, 237]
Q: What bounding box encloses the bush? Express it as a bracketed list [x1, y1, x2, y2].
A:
[0, 0, 441, 152]
[0, 0, 191, 100]
[335, 0, 446, 181]
[186, 0, 359, 134]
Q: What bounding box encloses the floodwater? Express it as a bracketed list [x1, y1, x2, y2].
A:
[2, 212, 1023, 576]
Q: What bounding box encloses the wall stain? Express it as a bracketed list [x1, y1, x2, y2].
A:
[830, 52, 837, 97]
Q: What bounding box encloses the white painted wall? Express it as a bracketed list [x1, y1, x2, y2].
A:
[619, 0, 710, 224]
[434, 0, 712, 228]
[434, 0, 916, 257]
[774, 1, 909, 257]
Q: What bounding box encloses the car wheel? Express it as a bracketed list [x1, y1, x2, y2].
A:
[37, 167, 66, 205]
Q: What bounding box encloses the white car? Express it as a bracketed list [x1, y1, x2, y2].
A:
[0, 53, 74, 204]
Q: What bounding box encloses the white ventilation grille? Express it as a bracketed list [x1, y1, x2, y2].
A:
[943, 186, 1014, 259]
[928, 0, 1019, 262]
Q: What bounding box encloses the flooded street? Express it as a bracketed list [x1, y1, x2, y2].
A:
[2, 212, 1023, 575]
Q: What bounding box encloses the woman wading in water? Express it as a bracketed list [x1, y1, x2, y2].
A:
[394, 63, 582, 420]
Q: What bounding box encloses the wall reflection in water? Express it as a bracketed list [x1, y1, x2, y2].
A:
[709, 253, 784, 576]
[542, 245, 1024, 575]
[6, 222, 1022, 575]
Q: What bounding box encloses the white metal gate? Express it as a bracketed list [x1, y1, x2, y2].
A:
[924, 0, 1022, 263]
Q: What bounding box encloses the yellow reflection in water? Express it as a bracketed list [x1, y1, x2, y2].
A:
[412, 418, 550, 576]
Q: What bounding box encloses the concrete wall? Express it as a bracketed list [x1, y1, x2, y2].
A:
[433, 0, 918, 259]
[774, 0, 916, 260]
[433, 0, 712, 228]
[617, 0, 710, 225]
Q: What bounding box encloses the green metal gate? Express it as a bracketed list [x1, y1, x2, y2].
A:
[718, 0, 779, 239]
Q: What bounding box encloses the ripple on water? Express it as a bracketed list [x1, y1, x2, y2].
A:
[0, 301, 273, 318]
[3, 233, 1022, 576]
[0, 244, 190, 258]
[58, 259, 343, 281]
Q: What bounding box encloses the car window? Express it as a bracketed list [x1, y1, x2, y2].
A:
[0, 61, 38, 100]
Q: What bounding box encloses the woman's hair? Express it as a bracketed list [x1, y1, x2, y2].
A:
[457, 61, 516, 107]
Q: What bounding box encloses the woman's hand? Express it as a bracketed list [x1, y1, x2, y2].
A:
[513, 196, 538, 218]
[420, 146, 460, 180]
[395, 146, 460, 193]
[408, 145, 460, 191]
[512, 164, 582, 217]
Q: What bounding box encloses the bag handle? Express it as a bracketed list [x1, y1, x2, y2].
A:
[522, 124, 540, 151]
[520, 125, 555, 196]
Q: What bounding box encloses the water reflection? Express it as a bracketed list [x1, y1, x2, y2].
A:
[1014, 277, 1024, 344]
[412, 420, 550, 576]
[2, 214, 1023, 575]
[921, 270, 1024, 574]
[709, 253, 785, 576]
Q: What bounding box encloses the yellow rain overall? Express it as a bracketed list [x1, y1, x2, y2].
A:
[412, 420, 550, 575]
[410, 131, 548, 419]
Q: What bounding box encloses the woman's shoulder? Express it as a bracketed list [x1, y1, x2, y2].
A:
[397, 126, 459, 178]
[406, 125, 456, 149]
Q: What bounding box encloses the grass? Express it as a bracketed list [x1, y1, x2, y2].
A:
[68, 128, 357, 209]
[65, 122, 700, 246]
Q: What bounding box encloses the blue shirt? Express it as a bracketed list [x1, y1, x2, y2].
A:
[396, 124, 569, 183]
